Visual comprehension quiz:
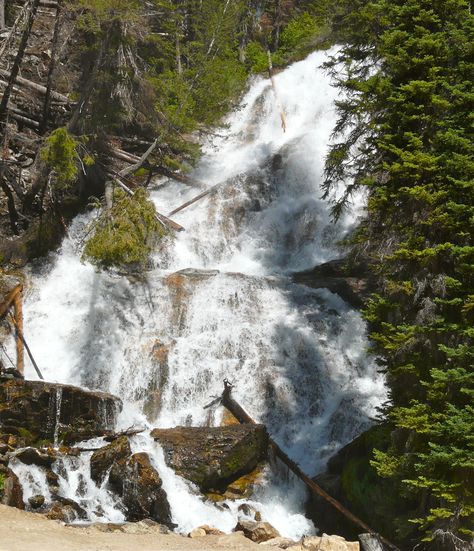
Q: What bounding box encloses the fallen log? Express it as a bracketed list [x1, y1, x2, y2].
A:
[103, 426, 146, 442]
[110, 147, 141, 165]
[155, 166, 204, 189]
[0, 68, 70, 103]
[119, 138, 158, 178]
[9, 109, 40, 129]
[219, 380, 399, 551]
[168, 183, 220, 216]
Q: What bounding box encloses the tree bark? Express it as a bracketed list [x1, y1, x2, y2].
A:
[0, 0, 5, 31]
[40, 0, 62, 133]
[0, 0, 42, 129]
[168, 184, 219, 216]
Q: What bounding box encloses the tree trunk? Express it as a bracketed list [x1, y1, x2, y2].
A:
[67, 41, 104, 133]
[40, 0, 62, 133]
[0, 0, 5, 31]
[0, 0, 42, 129]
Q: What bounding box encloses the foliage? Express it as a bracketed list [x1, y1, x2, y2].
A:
[83, 188, 168, 268]
[0, 472, 4, 492]
[324, 0, 474, 544]
[41, 128, 79, 189]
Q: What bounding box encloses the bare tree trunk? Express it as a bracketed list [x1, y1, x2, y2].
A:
[40, 0, 61, 133]
[67, 41, 104, 133]
[0, 0, 42, 129]
[0, 0, 5, 31]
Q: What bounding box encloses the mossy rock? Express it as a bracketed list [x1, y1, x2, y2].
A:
[151, 425, 268, 491]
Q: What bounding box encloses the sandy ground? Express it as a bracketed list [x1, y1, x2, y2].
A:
[0, 505, 261, 551]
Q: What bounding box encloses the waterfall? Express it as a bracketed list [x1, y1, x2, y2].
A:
[12, 49, 387, 535]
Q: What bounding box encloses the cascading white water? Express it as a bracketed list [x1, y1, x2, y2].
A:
[11, 49, 386, 535]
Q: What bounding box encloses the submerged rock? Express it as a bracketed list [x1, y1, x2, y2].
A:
[235, 519, 280, 543]
[151, 424, 268, 491]
[0, 378, 121, 446]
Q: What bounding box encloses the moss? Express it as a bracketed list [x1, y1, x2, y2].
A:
[83, 187, 169, 268]
[17, 427, 35, 443]
[0, 473, 4, 492]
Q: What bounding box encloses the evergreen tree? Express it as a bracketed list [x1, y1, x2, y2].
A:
[324, 0, 474, 546]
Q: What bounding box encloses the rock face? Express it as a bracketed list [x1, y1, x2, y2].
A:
[151, 424, 268, 491]
[109, 451, 172, 526]
[292, 259, 375, 309]
[0, 378, 121, 446]
[235, 519, 281, 543]
[308, 425, 412, 546]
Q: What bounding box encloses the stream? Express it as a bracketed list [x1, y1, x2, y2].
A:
[8, 49, 386, 538]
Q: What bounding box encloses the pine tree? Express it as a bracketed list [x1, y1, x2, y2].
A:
[324, 0, 474, 546]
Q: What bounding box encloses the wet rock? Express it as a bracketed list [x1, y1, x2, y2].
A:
[0, 468, 24, 509]
[109, 452, 172, 526]
[45, 497, 87, 523]
[151, 424, 268, 491]
[28, 494, 45, 509]
[188, 527, 207, 538]
[292, 259, 375, 309]
[13, 447, 55, 468]
[143, 340, 174, 422]
[0, 378, 121, 446]
[0, 443, 8, 454]
[238, 503, 262, 521]
[90, 436, 131, 485]
[235, 520, 281, 543]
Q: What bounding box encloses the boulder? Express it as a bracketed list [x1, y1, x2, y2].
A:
[13, 447, 55, 468]
[151, 425, 268, 491]
[45, 497, 87, 523]
[0, 468, 24, 509]
[290, 535, 359, 551]
[261, 537, 296, 548]
[188, 528, 207, 538]
[235, 520, 280, 543]
[109, 452, 172, 526]
[90, 436, 131, 485]
[0, 378, 121, 446]
[28, 494, 45, 509]
[198, 524, 225, 536]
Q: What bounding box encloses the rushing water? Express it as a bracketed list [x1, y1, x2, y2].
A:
[9, 49, 386, 536]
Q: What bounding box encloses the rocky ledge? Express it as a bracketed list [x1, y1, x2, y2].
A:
[0, 377, 122, 447]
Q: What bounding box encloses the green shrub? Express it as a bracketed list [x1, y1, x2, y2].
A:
[83, 187, 168, 268]
[41, 127, 79, 189]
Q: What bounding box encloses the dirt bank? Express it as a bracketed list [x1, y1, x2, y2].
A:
[0, 505, 260, 551]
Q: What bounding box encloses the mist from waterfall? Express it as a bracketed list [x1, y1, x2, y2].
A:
[12, 49, 387, 536]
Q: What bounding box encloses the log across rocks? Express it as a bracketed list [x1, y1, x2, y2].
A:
[151, 424, 268, 491]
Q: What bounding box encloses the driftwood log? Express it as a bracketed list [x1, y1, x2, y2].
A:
[219, 380, 399, 551]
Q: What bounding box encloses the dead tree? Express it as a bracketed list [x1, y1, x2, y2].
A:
[40, 0, 62, 133]
[0, 0, 42, 129]
[0, 0, 5, 31]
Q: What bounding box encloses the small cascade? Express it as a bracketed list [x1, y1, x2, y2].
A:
[9, 49, 387, 536]
[53, 387, 62, 448]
